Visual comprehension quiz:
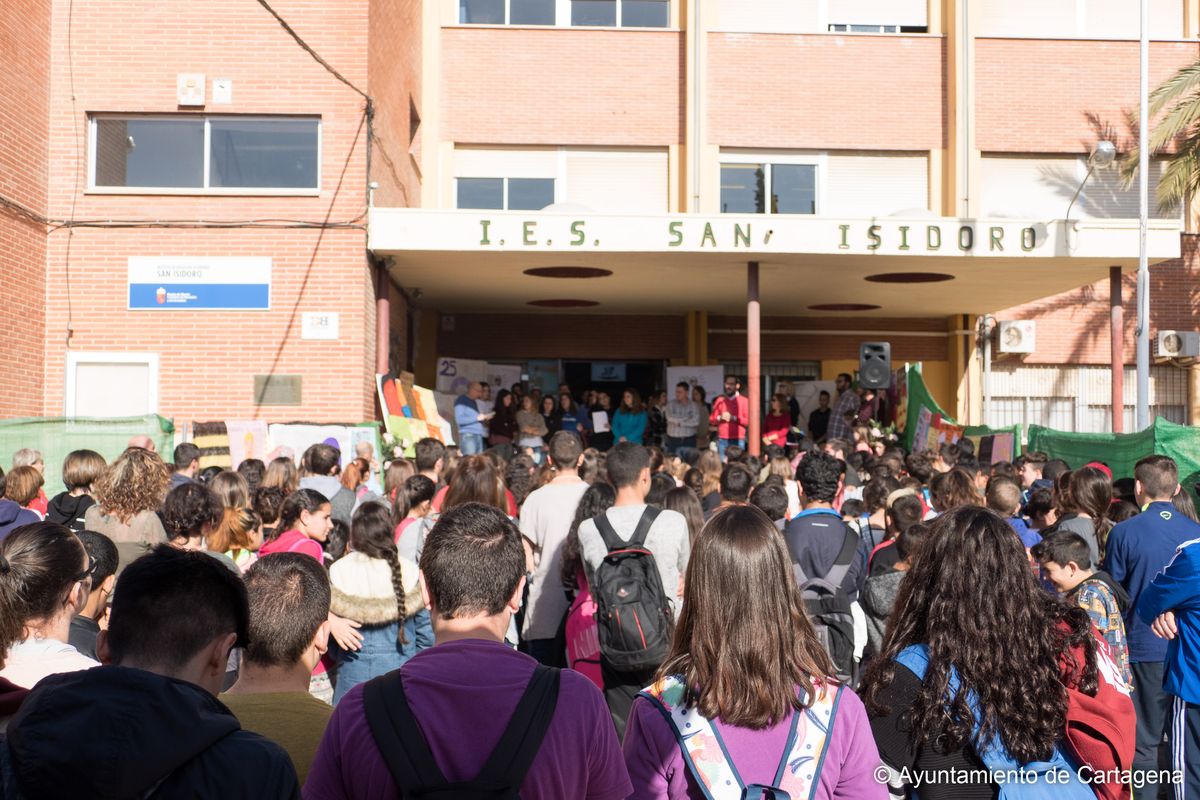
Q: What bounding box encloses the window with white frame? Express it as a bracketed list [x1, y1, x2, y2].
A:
[720, 162, 817, 214]
[460, 0, 556, 24]
[65, 352, 159, 418]
[90, 115, 320, 192]
[457, 177, 556, 210]
[459, 0, 668, 26]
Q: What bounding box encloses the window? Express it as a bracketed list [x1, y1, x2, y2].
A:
[65, 352, 159, 418]
[572, 0, 668, 26]
[91, 115, 320, 193]
[457, 177, 555, 210]
[720, 163, 816, 214]
[460, 0, 556, 24]
[827, 23, 927, 32]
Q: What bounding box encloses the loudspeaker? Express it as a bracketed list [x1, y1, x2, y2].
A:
[858, 342, 891, 389]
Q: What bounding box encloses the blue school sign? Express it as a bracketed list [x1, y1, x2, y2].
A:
[128, 256, 271, 310]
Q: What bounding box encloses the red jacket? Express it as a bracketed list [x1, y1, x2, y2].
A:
[1062, 626, 1136, 800]
[709, 394, 749, 441]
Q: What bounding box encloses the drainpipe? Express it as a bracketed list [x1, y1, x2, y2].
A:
[691, 0, 701, 212]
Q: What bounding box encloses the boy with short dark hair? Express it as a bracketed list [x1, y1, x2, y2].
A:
[0, 546, 299, 798]
[1033, 531, 1132, 686]
[68, 531, 119, 660]
[224, 553, 333, 783]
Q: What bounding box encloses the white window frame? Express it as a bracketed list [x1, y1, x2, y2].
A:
[718, 151, 827, 215]
[457, 0, 672, 28]
[455, 176, 558, 210]
[64, 351, 160, 418]
[87, 114, 322, 196]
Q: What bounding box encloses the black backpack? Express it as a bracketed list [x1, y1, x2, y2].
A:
[592, 506, 675, 673]
[793, 526, 859, 684]
[363, 665, 561, 799]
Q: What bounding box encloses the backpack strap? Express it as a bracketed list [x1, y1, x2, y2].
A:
[363, 671, 449, 793]
[628, 506, 661, 549]
[640, 676, 843, 800]
[822, 526, 860, 592]
[473, 664, 561, 786]
[364, 666, 561, 794]
[594, 506, 661, 553]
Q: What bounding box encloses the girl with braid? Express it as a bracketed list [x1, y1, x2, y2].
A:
[328, 502, 433, 704]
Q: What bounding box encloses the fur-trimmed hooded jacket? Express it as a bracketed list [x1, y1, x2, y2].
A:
[329, 550, 425, 625]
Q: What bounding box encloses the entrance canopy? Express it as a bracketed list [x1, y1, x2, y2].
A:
[369, 210, 1182, 316]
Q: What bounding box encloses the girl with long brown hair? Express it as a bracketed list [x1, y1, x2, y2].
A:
[1056, 465, 1113, 564]
[623, 505, 884, 799]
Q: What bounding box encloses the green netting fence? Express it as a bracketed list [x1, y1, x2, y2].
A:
[0, 415, 174, 497]
[1028, 418, 1200, 496]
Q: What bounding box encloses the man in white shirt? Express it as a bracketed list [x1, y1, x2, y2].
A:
[519, 431, 589, 666]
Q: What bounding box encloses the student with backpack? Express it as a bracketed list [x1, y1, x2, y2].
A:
[784, 451, 869, 683]
[576, 442, 691, 738]
[305, 502, 631, 800]
[862, 506, 1135, 800]
[623, 505, 885, 800]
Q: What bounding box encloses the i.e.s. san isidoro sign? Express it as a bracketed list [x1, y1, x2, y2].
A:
[367, 209, 1181, 259]
[477, 218, 1043, 253]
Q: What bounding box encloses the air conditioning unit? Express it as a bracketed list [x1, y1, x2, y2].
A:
[1156, 330, 1200, 358]
[997, 320, 1037, 354]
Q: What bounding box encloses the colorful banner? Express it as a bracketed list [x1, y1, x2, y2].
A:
[901, 364, 1019, 461]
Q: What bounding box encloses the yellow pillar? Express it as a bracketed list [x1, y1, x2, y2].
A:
[946, 314, 981, 424]
[413, 310, 440, 387]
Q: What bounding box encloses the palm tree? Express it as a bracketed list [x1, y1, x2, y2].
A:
[1120, 62, 1200, 214]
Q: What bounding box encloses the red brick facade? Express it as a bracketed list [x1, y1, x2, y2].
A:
[707, 34, 946, 150]
[976, 39, 1200, 153]
[0, 0, 51, 417]
[441, 28, 684, 146]
[33, 0, 403, 421]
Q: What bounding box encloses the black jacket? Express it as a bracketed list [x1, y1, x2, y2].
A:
[45, 492, 95, 532]
[0, 665, 299, 799]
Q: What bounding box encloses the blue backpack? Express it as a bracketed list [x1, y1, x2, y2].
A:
[894, 645, 1093, 800]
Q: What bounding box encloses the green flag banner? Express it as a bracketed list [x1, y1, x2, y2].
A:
[897, 365, 1020, 462]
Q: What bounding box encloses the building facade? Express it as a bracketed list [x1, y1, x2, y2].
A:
[3, 0, 1199, 433]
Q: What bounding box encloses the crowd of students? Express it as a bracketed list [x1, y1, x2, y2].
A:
[0, 377, 1198, 799]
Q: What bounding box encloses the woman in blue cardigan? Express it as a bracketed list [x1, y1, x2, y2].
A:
[612, 388, 648, 445]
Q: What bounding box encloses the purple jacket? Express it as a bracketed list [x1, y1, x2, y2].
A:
[0, 500, 39, 541]
[304, 638, 631, 800]
[622, 684, 886, 800]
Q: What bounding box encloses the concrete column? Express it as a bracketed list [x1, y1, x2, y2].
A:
[1111, 266, 1125, 432]
[747, 262, 761, 456]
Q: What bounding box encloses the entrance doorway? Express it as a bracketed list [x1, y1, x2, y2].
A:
[563, 361, 665, 402]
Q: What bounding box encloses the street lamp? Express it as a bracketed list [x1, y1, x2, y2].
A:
[1065, 140, 1117, 223]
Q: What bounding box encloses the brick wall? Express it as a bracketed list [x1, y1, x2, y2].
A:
[707, 315, 948, 362]
[42, 0, 377, 421]
[439, 313, 687, 361]
[369, 0, 422, 207]
[441, 28, 683, 146]
[976, 39, 1200, 153]
[707, 34, 945, 150]
[0, 0, 50, 417]
[996, 234, 1200, 365]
